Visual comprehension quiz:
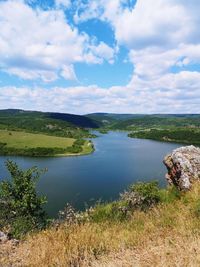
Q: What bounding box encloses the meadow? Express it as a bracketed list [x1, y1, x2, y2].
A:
[0, 130, 93, 156]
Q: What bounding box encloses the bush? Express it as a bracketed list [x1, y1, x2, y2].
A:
[66, 139, 84, 153]
[89, 181, 162, 223]
[120, 181, 161, 212]
[0, 160, 48, 239]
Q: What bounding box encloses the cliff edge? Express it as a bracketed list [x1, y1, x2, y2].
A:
[163, 145, 200, 190]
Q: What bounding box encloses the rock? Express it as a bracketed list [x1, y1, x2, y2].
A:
[163, 145, 200, 190]
[0, 231, 8, 243]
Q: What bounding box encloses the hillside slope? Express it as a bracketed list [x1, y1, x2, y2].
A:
[86, 113, 200, 129]
[2, 183, 200, 267]
[0, 109, 100, 138]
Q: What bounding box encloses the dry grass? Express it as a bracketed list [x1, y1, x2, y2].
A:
[3, 184, 200, 267]
[93, 234, 200, 267]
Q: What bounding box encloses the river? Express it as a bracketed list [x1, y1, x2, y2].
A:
[0, 131, 182, 217]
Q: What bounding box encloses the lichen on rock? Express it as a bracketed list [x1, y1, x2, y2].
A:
[163, 145, 200, 190]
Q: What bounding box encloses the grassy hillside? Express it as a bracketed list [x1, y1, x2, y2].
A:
[0, 109, 99, 138]
[0, 130, 94, 156]
[3, 182, 200, 266]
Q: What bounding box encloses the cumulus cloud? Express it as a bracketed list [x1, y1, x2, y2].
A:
[0, 0, 115, 82]
[1, 69, 200, 114]
[60, 65, 77, 81]
[55, 0, 71, 9]
[0, 0, 200, 113]
[75, 0, 200, 49]
[71, 0, 200, 113]
[75, 0, 200, 77]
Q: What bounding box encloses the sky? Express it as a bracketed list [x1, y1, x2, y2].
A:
[0, 0, 200, 114]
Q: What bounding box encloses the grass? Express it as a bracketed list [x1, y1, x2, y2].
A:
[0, 130, 94, 156]
[3, 183, 200, 266]
[0, 130, 75, 148]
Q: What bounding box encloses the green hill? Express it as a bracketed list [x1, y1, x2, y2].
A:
[86, 113, 200, 129]
[0, 109, 100, 138]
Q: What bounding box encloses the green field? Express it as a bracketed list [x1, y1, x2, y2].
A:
[0, 130, 75, 148]
[0, 130, 94, 156]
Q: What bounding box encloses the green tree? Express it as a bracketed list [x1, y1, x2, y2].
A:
[0, 160, 47, 238]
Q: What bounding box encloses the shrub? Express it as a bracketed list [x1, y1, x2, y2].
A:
[66, 139, 84, 153]
[57, 203, 77, 225]
[120, 181, 161, 212]
[89, 182, 162, 223]
[0, 160, 48, 239]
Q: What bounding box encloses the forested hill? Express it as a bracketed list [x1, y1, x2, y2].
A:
[86, 113, 200, 129]
[1, 110, 200, 135]
[0, 109, 100, 138]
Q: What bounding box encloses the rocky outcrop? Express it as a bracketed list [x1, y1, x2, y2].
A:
[0, 231, 8, 243]
[163, 145, 200, 190]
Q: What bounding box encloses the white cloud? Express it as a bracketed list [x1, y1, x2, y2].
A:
[76, 0, 200, 49]
[55, 0, 71, 9]
[1, 69, 200, 114]
[128, 43, 200, 80]
[60, 65, 77, 81]
[72, 0, 200, 114]
[113, 0, 192, 49]
[89, 42, 116, 64]
[75, 0, 200, 76]
[0, 0, 200, 113]
[0, 0, 115, 82]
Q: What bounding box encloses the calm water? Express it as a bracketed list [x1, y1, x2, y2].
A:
[0, 132, 182, 217]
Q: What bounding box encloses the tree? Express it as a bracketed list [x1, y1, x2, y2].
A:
[0, 160, 47, 238]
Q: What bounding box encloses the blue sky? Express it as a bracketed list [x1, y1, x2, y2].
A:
[0, 0, 200, 114]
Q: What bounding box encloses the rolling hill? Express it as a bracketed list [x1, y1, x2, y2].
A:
[0, 109, 100, 138]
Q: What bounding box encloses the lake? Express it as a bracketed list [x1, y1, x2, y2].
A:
[0, 131, 182, 217]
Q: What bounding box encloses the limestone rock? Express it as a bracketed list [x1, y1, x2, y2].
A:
[0, 231, 8, 243]
[163, 145, 200, 190]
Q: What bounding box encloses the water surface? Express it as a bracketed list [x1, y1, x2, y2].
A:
[0, 132, 182, 217]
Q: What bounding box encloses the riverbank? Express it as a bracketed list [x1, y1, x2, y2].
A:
[0, 130, 94, 157]
[128, 128, 200, 146]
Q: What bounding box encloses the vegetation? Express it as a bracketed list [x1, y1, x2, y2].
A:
[0, 109, 98, 139]
[0, 130, 93, 156]
[0, 161, 47, 239]
[110, 115, 200, 130]
[98, 129, 109, 134]
[1, 109, 200, 147]
[3, 171, 200, 266]
[87, 113, 200, 129]
[128, 128, 200, 145]
[88, 113, 200, 145]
